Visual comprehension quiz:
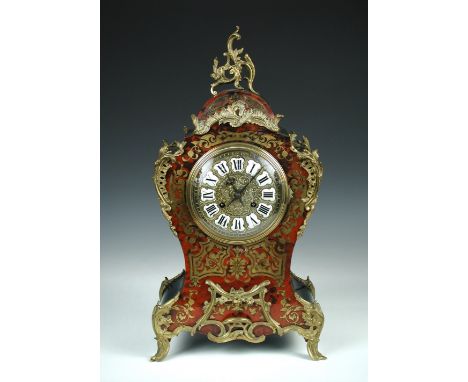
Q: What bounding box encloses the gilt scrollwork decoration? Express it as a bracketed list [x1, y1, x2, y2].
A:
[289, 133, 323, 237]
[188, 240, 286, 284]
[152, 140, 186, 236]
[277, 290, 326, 360]
[210, 26, 258, 96]
[183, 130, 283, 162]
[289, 293, 327, 361]
[151, 292, 184, 362]
[191, 280, 283, 343]
[191, 100, 282, 135]
[173, 290, 196, 323]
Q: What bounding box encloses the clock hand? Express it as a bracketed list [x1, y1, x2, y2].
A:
[225, 193, 241, 208]
[225, 166, 262, 207]
[224, 176, 241, 207]
[226, 184, 245, 207]
[225, 185, 246, 208]
[238, 166, 262, 196]
[227, 176, 246, 194]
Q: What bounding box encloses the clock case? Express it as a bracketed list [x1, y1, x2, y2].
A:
[151, 89, 326, 361]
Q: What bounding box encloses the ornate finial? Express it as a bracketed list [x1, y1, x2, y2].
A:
[210, 26, 258, 96]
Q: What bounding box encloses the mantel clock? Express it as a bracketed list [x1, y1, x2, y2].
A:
[151, 26, 326, 361]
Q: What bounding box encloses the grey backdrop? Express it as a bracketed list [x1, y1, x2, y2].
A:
[101, 1, 367, 381]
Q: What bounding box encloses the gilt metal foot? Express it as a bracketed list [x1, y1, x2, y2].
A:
[150, 337, 171, 362]
[292, 282, 327, 361]
[150, 292, 180, 362]
[306, 339, 327, 361]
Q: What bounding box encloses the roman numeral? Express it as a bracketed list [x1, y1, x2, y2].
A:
[246, 213, 260, 229]
[231, 217, 245, 231]
[256, 171, 272, 186]
[214, 161, 229, 176]
[230, 157, 244, 172]
[257, 203, 272, 217]
[261, 188, 276, 201]
[246, 160, 261, 176]
[215, 214, 230, 229]
[203, 171, 219, 186]
[204, 203, 219, 218]
[258, 175, 268, 184]
[201, 188, 215, 201]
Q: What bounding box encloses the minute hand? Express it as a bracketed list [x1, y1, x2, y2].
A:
[239, 166, 262, 195]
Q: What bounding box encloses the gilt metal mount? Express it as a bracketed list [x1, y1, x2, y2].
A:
[210, 26, 258, 96]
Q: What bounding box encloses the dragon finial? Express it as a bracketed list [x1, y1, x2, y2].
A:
[210, 26, 258, 96]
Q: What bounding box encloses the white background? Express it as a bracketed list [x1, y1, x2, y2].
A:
[1, 1, 468, 381]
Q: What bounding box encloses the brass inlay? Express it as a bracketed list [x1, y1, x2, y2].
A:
[173, 290, 195, 323]
[228, 249, 248, 280]
[182, 130, 284, 162]
[210, 26, 257, 96]
[189, 241, 229, 281]
[279, 290, 303, 324]
[189, 242, 285, 285]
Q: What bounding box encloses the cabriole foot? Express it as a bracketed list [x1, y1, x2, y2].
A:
[306, 339, 326, 361]
[150, 337, 170, 362]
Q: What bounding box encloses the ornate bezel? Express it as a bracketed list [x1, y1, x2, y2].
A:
[186, 142, 290, 245]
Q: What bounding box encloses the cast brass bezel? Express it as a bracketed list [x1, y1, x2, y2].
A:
[186, 142, 289, 245]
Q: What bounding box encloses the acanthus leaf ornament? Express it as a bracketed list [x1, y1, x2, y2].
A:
[191, 280, 283, 343]
[152, 140, 186, 236]
[191, 100, 283, 135]
[289, 133, 323, 237]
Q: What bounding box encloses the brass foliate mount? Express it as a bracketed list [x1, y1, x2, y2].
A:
[210, 26, 258, 96]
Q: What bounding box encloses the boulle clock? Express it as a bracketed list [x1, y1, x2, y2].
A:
[151, 26, 326, 361]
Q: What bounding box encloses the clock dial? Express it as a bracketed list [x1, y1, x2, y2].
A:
[187, 143, 289, 244]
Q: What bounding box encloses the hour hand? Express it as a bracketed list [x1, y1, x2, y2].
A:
[226, 193, 240, 208]
[239, 166, 261, 195]
[226, 187, 244, 207]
